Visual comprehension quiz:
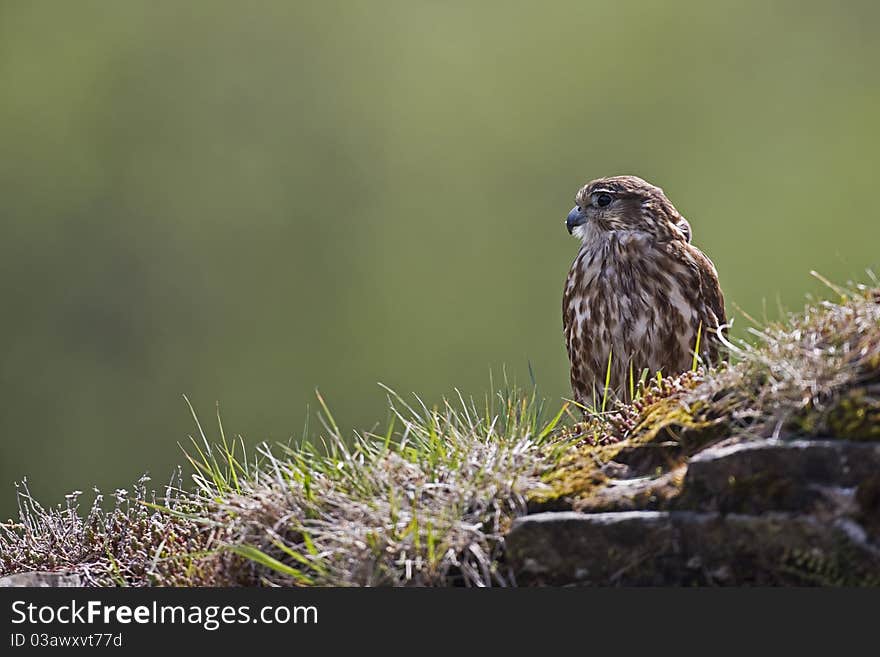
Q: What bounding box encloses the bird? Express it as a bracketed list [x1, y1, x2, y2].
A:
[562, 175, 726, 406]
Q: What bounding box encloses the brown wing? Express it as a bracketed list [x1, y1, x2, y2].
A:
[562, 265, 577, 362]
[692, 248, 726, 326]
[684, 243, 726, 363]
[562, 257, 592, 402]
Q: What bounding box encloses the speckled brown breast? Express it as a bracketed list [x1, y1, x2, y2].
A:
[563, 233, 724, 405]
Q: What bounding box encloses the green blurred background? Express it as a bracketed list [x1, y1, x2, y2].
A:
[1, 1, 878, 517]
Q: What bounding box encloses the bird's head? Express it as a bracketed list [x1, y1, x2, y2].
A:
[565, 175, 691, 244]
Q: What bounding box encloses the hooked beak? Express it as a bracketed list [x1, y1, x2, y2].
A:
[565, 206, 586, 235]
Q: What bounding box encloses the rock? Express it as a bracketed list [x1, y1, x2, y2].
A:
[572, 468, 685, 513]
[678, 439, 880, 514]
[0, 571, 82, 587]
[507, 510, 880, 586]
[510, 438, 880, 585]
[508, 511, 677, 585]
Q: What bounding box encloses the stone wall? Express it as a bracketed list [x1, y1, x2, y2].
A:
[508, 438, 880, 585]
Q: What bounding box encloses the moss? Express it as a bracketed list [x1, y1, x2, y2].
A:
[572, 467, 687, 513]
[791, 388, 880, 441]
[530, 395, 729, 510]
[528, 443, 613, 510]
[826, 389, 880, 440]
[779, 541, 880, 586]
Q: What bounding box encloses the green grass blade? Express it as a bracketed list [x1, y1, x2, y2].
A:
[691, 320, 704, 372]
[601, 348, 613, 413]
[228, 544, 314, 585]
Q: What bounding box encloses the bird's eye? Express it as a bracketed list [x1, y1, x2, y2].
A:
[595, 192, 613, 208]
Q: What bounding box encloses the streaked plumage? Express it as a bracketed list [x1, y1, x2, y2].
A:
[562, 175, 726, 404]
